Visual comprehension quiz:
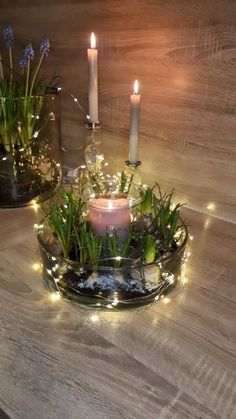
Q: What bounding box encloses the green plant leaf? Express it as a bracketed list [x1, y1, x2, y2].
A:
[144, 234, 156, 264]
[140, 187, 153, 215]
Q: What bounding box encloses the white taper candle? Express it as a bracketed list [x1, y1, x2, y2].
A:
[129, 80, 140, 164]
[87, 32, 98, 123]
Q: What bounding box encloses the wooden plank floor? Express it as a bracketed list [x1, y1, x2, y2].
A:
[0, 205, 235, 419]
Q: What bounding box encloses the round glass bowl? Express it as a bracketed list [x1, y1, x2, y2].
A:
[36, 222, 188, 310]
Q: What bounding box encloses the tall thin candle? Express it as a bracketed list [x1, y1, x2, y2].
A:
[129, 80, 141, 164]
[87, 32, 98, 123]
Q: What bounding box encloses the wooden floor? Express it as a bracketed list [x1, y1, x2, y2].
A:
[0, 205, 235, 419]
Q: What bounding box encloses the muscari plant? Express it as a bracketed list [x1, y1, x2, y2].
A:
[0, 25, 52, 153]
[42, 182, 186, 269]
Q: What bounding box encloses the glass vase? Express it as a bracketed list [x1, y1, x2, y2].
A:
[0, 87, 61, 207]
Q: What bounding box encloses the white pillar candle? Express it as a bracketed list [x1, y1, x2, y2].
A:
[88, 197, 131, 240]
[87, 32, 99, 123]
[129, 80, 141, 164]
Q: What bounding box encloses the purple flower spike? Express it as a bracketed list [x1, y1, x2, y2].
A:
[40, 37, 50, 55]
[19, 56, 27, 69]
[3, 25, 14, 48]
[24, 43, 34, 61]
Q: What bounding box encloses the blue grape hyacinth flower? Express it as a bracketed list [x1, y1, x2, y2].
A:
[19, 56, 27, 69]
[3, 25, 14, 48]
[40, 37, 50, 55]
[24, 43, 34, 61]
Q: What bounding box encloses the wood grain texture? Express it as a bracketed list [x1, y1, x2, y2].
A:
[0, 206, 235, 419]
[1, 0, 236, 221]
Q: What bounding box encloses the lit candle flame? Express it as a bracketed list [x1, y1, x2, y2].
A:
[133, 80, 139, 94]
[108, 201, 113, 209]
[90, 32, 96, 49]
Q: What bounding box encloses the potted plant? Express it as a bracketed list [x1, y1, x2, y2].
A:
[36, 178, 188, 309]
[0, 25, 61, 207]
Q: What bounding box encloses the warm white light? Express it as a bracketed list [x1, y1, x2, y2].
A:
[50, 292, 61, 302]
[168, 274, 175, 285]
[182, 276, 188, 285]
[163, 297, 171, 304]
[52, 264, 59, 272]
[91, 314, 99, 322]
[133, 80, 139, 94]
[108, 201, 113, 209]
[91, 32, 96, 49]
[34, 223, 43, 230]
[206, 202, 216, 211]
[32, 199, 39, 211]
[204, 218, 211, 230]
[32, 263, 40, 271]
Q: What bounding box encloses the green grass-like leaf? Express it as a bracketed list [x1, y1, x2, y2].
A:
[44, 187, 85, 259]
[144, 234, 156, 264]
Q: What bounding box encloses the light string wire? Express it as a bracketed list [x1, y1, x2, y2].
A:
[34, 209, 192, 310]
[29, 82, 192, 310]
[49, 264, 177, 310]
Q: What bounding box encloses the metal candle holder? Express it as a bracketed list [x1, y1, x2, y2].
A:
[86, 121, 102, 130]
[125, 160, 141, 169]
[124, 160, 142, 185]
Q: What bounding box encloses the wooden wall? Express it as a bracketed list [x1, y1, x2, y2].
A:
[1, 0, 236, 222]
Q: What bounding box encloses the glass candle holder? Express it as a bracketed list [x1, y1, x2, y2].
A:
[87, 177, 144, 240]
[88, 195, 131, 239]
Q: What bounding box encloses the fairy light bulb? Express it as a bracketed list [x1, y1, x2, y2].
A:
[32, 262, 40, 271]
[50, 292, 61, 302]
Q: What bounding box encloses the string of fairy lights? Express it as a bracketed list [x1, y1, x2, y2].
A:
[21, 86, 194, 310]
[32, 219, 194, 310]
